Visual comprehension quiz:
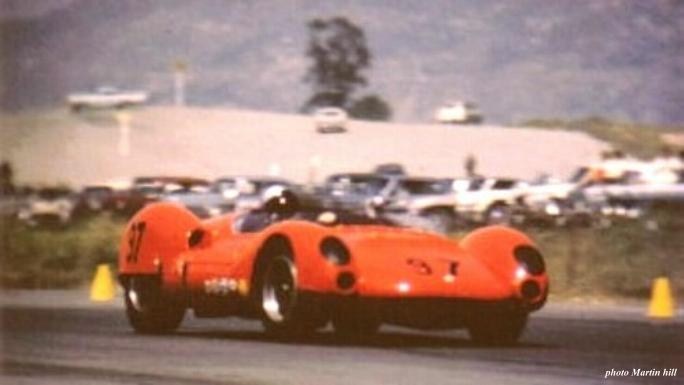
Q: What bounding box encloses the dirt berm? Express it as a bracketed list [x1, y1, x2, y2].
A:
[0, 106, 609, 187]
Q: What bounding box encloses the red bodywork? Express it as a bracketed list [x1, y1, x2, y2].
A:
[118, 203, 548, 331]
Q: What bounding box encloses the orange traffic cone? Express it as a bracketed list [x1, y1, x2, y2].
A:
[90, 264, 116, 302]
[647, 277, 675, 319]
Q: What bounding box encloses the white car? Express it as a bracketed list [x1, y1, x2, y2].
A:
[17, 187, 77, 226]
[514, 169, 589, 219]
[314, 107, 348, 133]
[434, 101, 482, 124]
[381, 177, 461, 233]
[454, 178, 526, 224]
[578, 172, 684, 219]
[67, 86, 148, 111]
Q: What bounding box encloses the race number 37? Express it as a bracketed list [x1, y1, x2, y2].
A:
[126, 221, 147, 263]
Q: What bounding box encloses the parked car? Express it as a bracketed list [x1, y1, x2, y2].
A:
[318, 173, 393, 214]
[454, 177, 526, 224]
[572, 173, 684, 220]
[161, 184, 228, 219]
[17, 187, 77, 226]
[380, 177, 460, 233]
[0, 195, 20, 219]
[519, 164, 684, 226]
[161, 176, 293, 219]
[314, 107, 348, 133]
[74, 185, 116, 216]
[320, 173, 462, 233]
[512, 169, 589, 226]
[0, 188, 22, 220]
[67, 86, 148, 111]
[117, 177, 210, 216]
[434, 101, 483, 124]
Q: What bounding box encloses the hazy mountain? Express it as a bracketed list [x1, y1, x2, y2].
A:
[2, 0, 683, 124]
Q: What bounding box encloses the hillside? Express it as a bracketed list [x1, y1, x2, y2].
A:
[1, 0, 683, 125]
[0, 106, 608, 187]
[523, 117, 683, 159]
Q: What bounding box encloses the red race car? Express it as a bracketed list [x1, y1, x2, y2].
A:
[118, 189, 548, 345]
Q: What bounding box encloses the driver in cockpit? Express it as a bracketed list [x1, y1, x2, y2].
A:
[238, 185, 300, 232]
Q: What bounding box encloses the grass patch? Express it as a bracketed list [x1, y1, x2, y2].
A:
[530, 224, 681, 299]
[0, 214, 125, 288]
[526, 203, 683, 299]
[522, 116, 683, 158]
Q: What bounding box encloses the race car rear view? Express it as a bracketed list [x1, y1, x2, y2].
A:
[118, 189, 548, 345]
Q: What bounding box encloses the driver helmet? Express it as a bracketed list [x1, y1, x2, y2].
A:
[261, 185, 299, 219]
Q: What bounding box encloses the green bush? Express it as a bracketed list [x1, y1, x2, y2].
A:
[0, 214, 125, 288]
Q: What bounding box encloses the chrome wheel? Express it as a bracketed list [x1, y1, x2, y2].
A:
[261, 256, 298, 324]
[126, 278, 148, 313]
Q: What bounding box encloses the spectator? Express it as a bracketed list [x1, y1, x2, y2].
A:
[0, 161, 14, 195]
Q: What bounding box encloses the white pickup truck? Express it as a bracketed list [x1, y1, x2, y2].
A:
[434, 101, 483, 124]
[454, 177, 527, 224]
[67, 87, 148, 111]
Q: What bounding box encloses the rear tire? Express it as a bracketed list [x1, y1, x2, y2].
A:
[467, 310, 527, 346]
[422, 208, 457, 233]
[124, 276, 185, 334]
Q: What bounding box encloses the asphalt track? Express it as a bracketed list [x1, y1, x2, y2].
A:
[1, 290, 682, 385]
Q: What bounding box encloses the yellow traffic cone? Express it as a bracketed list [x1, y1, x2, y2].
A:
[90, 264, 116, 302]
[647, 277, 675, 319]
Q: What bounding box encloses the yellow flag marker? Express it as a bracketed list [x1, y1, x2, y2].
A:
[90, 264, 116, 302]
[647, 277, 675, 319]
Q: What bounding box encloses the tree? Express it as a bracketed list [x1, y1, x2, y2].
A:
[303, 17, 370, 111]
[302, 17, 392, 121]
[349, 94, 392, 121]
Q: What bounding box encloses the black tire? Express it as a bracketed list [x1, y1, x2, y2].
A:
[256, 251, 326, 337]
[124, 276, 185, 334]
[467, 310, 527, 346]
[485, 203, 512, 225]
[422, 208, 457, 233]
